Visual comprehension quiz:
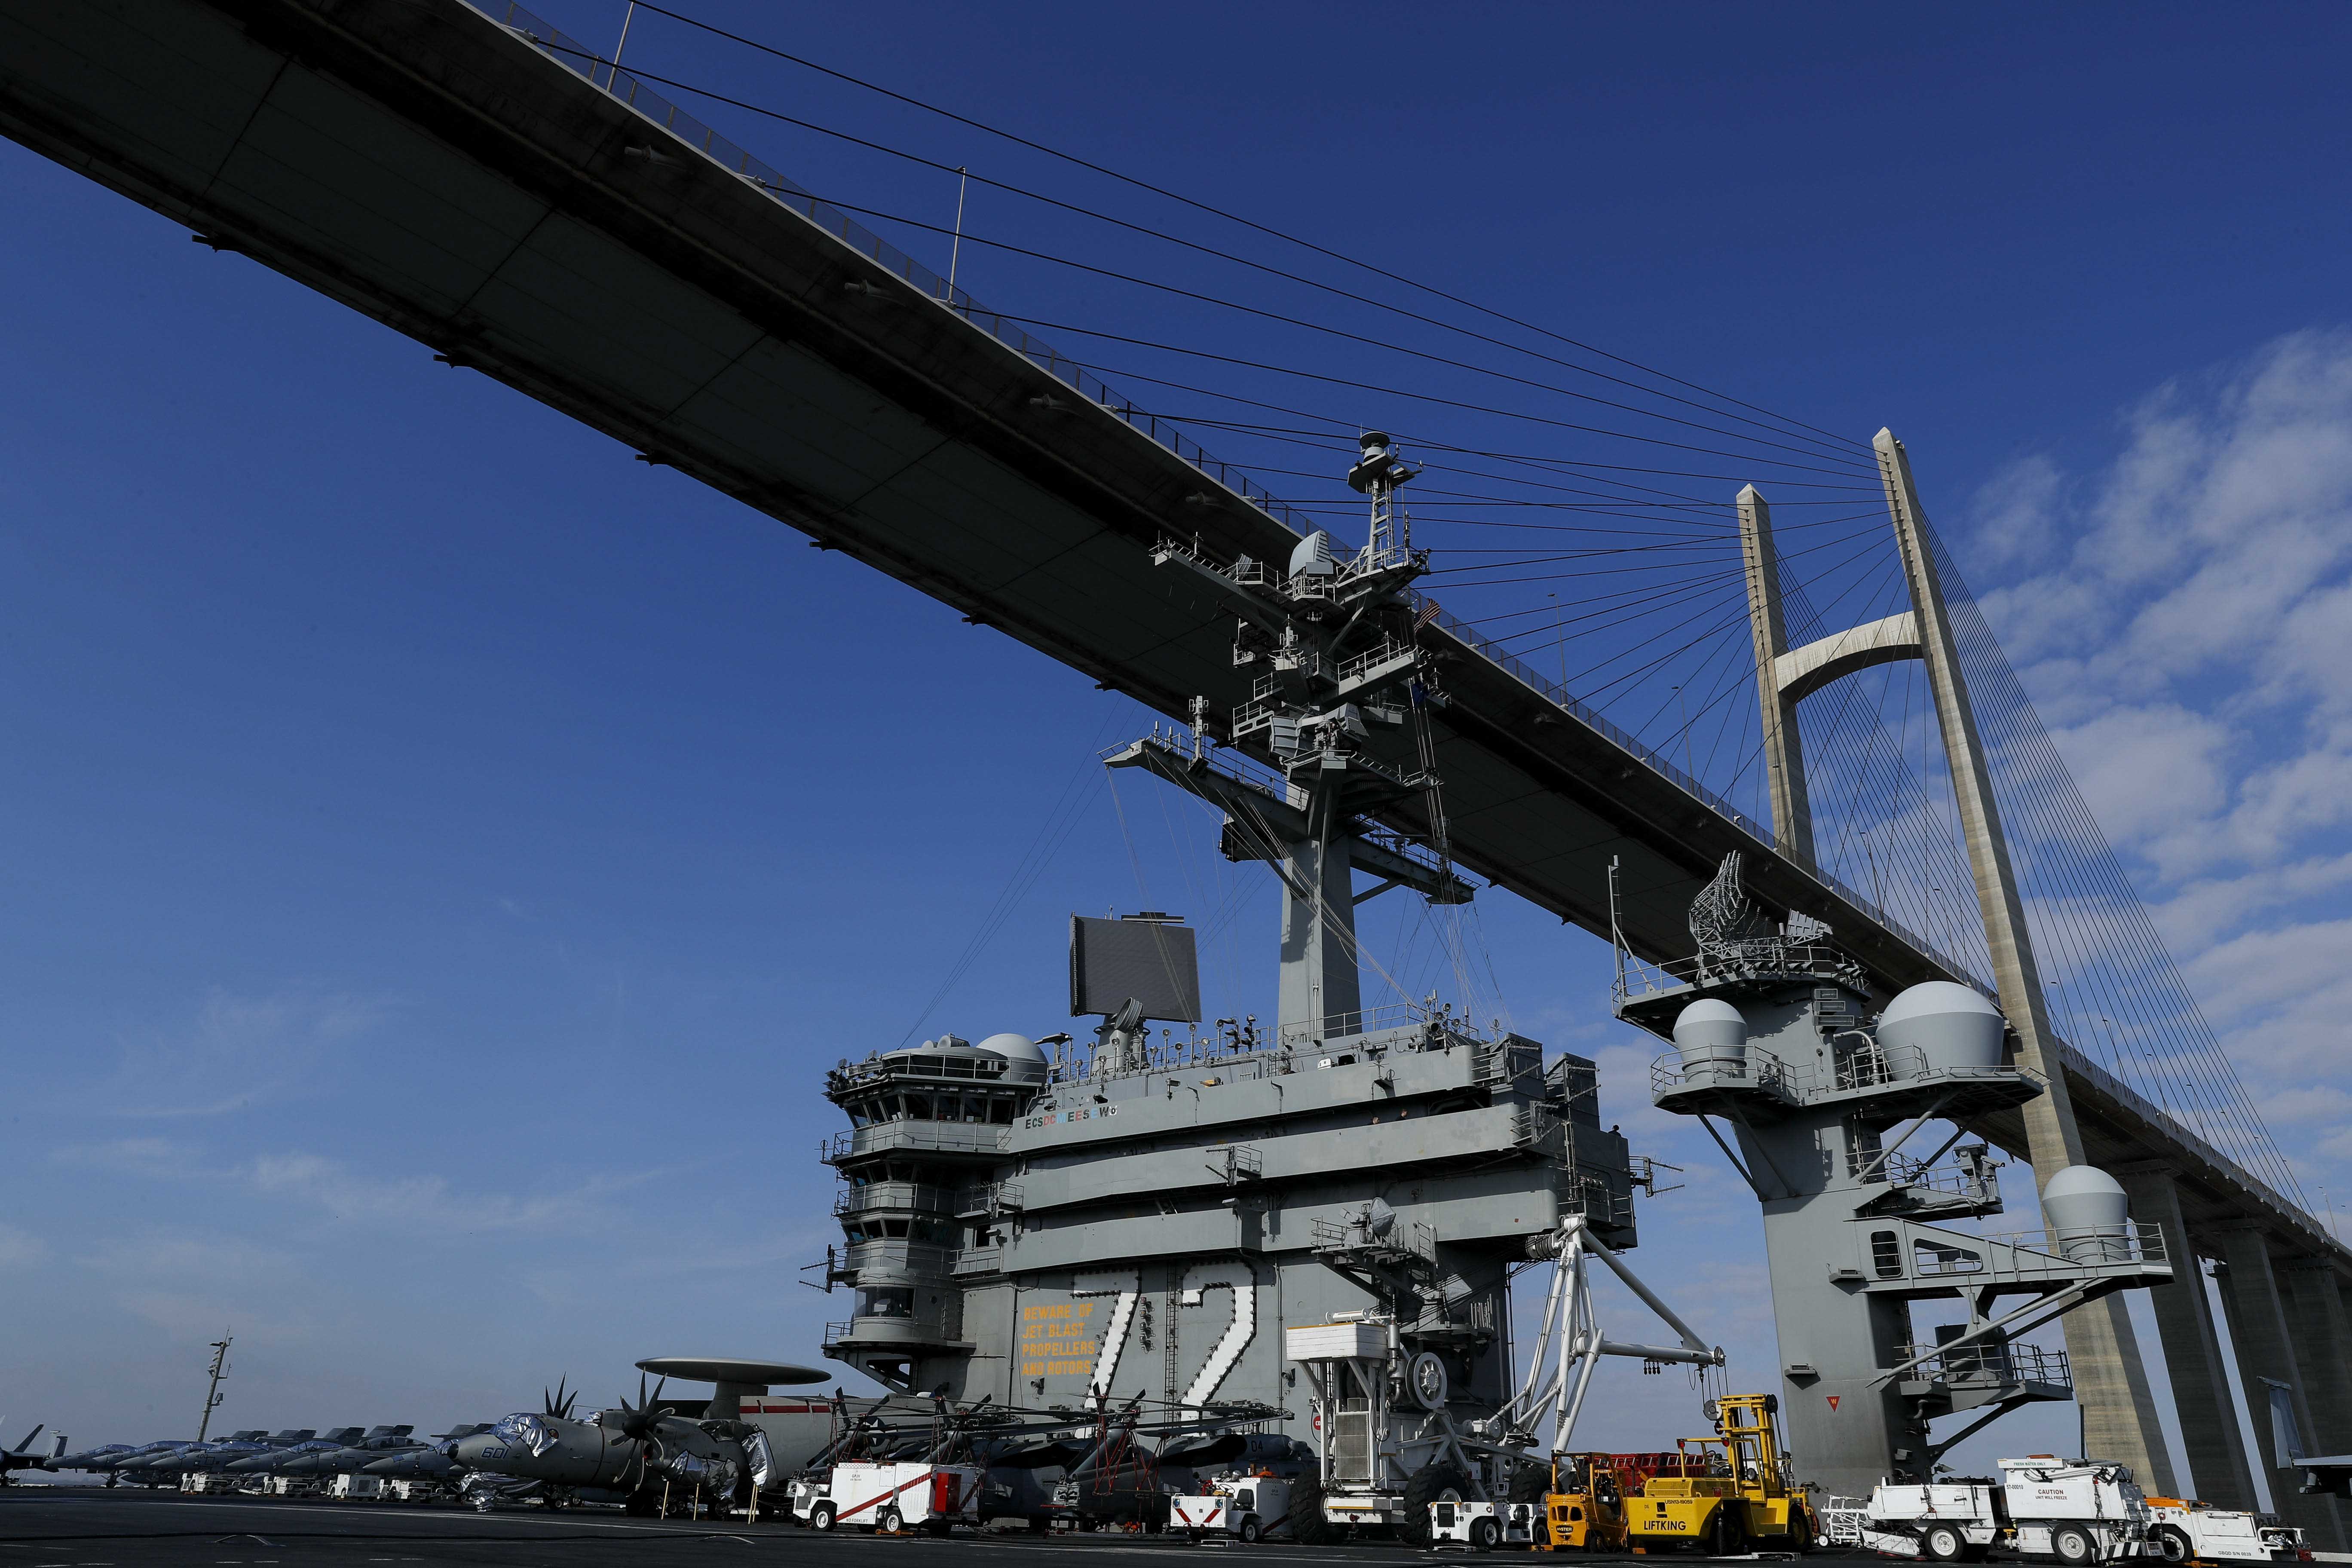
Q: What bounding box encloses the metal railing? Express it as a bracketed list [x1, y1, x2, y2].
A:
[832, 1181, 958, 1217]
[821, 1121, 1009, 1161]
[1896, 1221, 2167, 1283]
[1277, 999, 1485, 1049]
[1848, 1151, 1999, 1204]
[1648, 1046, 1802, 1101]
[1887, 1341, 2070, 1388]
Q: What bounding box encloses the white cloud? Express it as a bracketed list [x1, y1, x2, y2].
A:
[1962, 331, 2352, 1202]
[0, 1224, 49, 1268]
[109, 984, 398, 1118]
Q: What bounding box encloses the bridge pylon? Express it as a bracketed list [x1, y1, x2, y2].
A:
[1717, 432, 2182, 1497]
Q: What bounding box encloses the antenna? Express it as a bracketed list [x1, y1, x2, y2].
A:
[1346, 430, 1419, 569]
[1607, 856, 1626, 997]
[196, 1333, 233, 1442]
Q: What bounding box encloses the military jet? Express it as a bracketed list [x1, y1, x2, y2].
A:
[251, 1426, 420, 1479]
[46, 1442, 137, 1476]
[361, 1425, 491, 1482]
[178, 1429, 315, 1474]
[107, 1436, 250, 1482]
[0, 1425, 64, 1483]
[224, 1428, 364, 1476]
[451, 1375, 751, 1516]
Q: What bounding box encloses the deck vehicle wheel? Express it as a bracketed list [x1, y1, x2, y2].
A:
[1239, 1518, 1262, 1544]
[1028, 1516, 1049, 1535]
[1286, 1476, 1338, 1546]
[928, 1519, 953, 1537]
[1186, 1529, 1205, 1544]
[1708, 1504, 1746, 1558]
[2052, 1525, 2096, 1566]
[2149, 1527, 2191, 1565]
[808, 1501, 837, 1532]
[877, 1505, 903, 1535]
[1400, 1462, 1470, 1551]
[1924, 1524, 1966, 1561]
[1470, 1515, 1501, 1552]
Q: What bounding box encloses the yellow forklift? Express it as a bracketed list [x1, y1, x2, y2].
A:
[1625, 1394, 1817, 1554]
[1538, 1452, 1632, 1551]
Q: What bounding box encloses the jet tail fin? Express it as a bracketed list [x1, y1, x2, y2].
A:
[10, 1425, 43, 1455]
[47, 1434, 66, 1459]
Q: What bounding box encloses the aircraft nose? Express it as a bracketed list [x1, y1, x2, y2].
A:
[450, 1435, 499, 1467]
[224, 1456, 270, 1473]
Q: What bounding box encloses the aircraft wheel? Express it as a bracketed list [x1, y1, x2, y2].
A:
[2052, 1525, 2096, 1567]
[1924, 1524, 1966, 1562]
[2149, 1527, 2191, 1565]
[1239, 1517, 1262, 1544]
[808, 1501, 837, 1532]
[1469, 1515, 1501, 1552]
[877, 1505, 903, 1535]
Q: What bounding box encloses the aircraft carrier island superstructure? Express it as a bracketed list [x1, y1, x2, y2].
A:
[815, 435, 1645, 1476]
[819, 989, 1635, 1430]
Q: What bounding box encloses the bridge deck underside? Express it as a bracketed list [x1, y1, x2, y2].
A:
[0, 0, 2335, 1274]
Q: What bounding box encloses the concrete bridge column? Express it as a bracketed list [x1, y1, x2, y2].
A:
[2209, 1225, 2345, 1548]
[2115, 1166, 2255, 1507]
[1875, 430, 2175, 1496]
[2278, 1259, 2352, 1538]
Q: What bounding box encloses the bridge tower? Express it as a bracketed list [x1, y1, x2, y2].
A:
[1720, 431, 2183, 1496]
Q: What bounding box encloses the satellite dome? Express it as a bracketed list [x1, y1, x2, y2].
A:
[979, 1031, 1049, 1081]
[1672, 998, 1747, 1072]
[1878, 982, 2004, 1074]
[2042, 1165, 2131, 1262]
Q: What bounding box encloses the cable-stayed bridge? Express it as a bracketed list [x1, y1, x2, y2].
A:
[2, 0, 2344, 1531]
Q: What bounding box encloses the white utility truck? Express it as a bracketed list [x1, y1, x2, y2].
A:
[2144, 1498, 2306, 1564]
[1863, 1459, 2149, 1564]
[802, 1461, 982, 1535]
[1170, 1475, 1294, 1542]
[1426, 1498, 1542, 1551]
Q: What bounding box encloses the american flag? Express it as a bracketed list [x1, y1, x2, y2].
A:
[1414, 598, 1442, 629]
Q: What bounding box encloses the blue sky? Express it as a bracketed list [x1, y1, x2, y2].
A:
[0, 0, 2346, 1489]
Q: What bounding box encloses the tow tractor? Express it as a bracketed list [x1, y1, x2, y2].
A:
[1171, 1474, 1293, 1543]
[1620, 1393, 1819, 1554]
[802, 1461, 982, 1535]
[2142, 1498, 2307, 1564]
[1862, 1457, 2149, 1563]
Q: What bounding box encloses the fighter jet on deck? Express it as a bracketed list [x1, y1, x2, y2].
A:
[361, 1425, 491, 1482]
[224, 1428, 364, 1475]
[0, 1425, 64, 1483]
[250, 1426, 419, 1478]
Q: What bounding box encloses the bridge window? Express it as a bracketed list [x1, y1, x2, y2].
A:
[1870, 1230, 1903, 1278]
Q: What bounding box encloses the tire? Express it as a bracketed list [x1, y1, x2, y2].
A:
[1187, 1529, 1204, 1544]
[1028, 1516, 1049, 1535]
[1510, 1464, 1551, 1506]
[2052, 1525, 2096, 1567]
[1287, 1476, 1339, 1547]
[1470, 1515, 1502, 1552]
[1708, 1503, 1746, 1558]
[1400, 1463, 1470, 1551]
[2149, 1528, 2190, 1566]
[1239, 1517, 1262, 1544]
[877, 1505, 903, 1535]
[1925, 1524, 1966, 1562]
[808, 1501, 837, 1533]
[928, 1520, 953, 1538]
